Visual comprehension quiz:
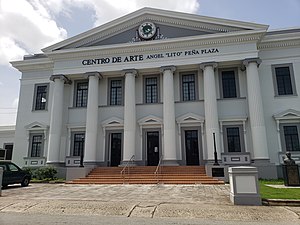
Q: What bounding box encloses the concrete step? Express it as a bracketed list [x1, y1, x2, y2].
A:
[66, 166, 224, 185]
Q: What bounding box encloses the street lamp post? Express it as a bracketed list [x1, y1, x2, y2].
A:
[213, 133, 219, 166]
[79, 136, 84, 167]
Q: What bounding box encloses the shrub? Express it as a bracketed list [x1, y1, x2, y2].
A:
[23, 166, 57, 180]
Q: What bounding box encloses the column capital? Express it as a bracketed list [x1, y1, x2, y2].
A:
[243, 58, 262, 67]
[199, 62, 218, 70]
[84, 71, 102, 79]
[160, 65, 176, 73]
[121, 69, 138, 77]
[50, 74, 71, 84]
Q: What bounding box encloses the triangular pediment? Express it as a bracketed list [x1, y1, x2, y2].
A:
[25, 122, 48, 130]
[43, 8, 268, 52]
[273, 109, 300, 120]
[138, 115, 163, 125]
[101, 117, 124, 127]
[176, 113, 204, 124]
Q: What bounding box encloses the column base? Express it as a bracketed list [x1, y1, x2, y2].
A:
[83, 161, 98, 168]
[46, 162, 65, 167]
[251, 159, 277, 179]
[162, 160, 179, 166]
[120, 161, 137, 167]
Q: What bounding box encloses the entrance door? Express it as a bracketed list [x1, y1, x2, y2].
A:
[185, 130, 200, 165]
[110, 133, 122, 167]
[147, 131, 159, 166]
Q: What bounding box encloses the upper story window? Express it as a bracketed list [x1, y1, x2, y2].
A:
[145, 76, 158, 103]
[220, 69, 238, 98]
[75, 82, 88, 107]
[110, 79, 123, 105]
[182, 73, 196, 101]
[30, 134, 43, 157]
[283, 125, 300, 151]
[73, 133, 85, 157]
[33, 84, 49, 110]
[272, 64, 297, 96]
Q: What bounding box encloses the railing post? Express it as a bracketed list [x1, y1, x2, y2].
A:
[0, 167, 3, 196]
[121, 155, 135, 184]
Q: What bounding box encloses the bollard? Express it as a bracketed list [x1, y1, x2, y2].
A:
[229, 166, 261, 205]
[0, 167, 3, 196]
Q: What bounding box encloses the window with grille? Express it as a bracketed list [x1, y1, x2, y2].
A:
[75, 82, 88, 107]
[182, 74, 196, 101]
[283, 126, 300, 151]
[145, 77, 158, 103]
[221, 70, 237, 98]
[34, 84, 48, 110]
[272, 64, 297, 96]
[73, 133, 85, 157]
[275, 67, 293, 95]
[31, 134, 43, 157]
[226, 127, 241, 152]
[110, 79, 123, 105]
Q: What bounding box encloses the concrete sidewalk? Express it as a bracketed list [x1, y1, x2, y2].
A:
[0, 183, 299, 223]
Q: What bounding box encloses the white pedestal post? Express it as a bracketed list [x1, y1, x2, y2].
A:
[83, 72, 102, 166]
[161, 66, 178, 165]
[122, 69, 137, 164]
[229, 166, 261, 205]
[47, 75, 71, 165]
[200, 62, 221, 162]
[243, 58, 269, 160]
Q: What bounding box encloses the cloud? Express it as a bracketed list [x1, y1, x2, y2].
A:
[12, 97, 19, 108]
[0, 0, 67, 65]
[79, 0, 200, 26]
[0, 0, 199, 65]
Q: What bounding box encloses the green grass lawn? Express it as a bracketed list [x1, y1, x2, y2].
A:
[259, 179, 300, 200]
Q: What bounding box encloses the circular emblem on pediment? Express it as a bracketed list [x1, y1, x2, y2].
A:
[138, 22, 157, 40]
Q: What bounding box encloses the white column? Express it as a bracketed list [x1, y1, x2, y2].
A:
[243, 58, 269, 159]
[47, 75, 71, 165]
[122, 69, 137, 163]
[200, 62, 221, 161]
[84, 72, 102, 165]
[161, 66, 177, 164]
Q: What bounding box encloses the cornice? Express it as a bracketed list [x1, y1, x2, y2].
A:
[42, 7, 268, 52]
[259, 31, 300, 50]
[45, 29, 266, 61]
[11, 58, 53, 72]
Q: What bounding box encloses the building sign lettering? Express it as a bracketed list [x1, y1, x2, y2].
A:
[81, 48, 219, 66]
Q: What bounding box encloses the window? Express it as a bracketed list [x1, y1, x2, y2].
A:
[110, 79, 123, 105]
[8, 163, 19, 172]
[283, 126, 300, 151]
[34, 84, 48, 110]
[3, 144, 13, 160]
[182, 74, 196, 101]
[73, 133, 85, 156]
[272, 64, 297, 96]
[30, 134, 43, 157]
[75, 82, 88, 107]
[145, 77, 158, 103]
[226, 127, 241, 152]
[221, 70, 237, 98]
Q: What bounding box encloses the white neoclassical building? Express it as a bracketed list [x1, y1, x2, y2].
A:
[10, 8, 300, 178]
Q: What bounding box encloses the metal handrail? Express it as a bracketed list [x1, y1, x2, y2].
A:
[121, 155, 135, 183]
[154, 155, 163, 183]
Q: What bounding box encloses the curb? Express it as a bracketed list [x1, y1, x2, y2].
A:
[262, 198, 300, 206]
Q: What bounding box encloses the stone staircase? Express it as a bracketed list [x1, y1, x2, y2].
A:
[67, 166, 224, 185]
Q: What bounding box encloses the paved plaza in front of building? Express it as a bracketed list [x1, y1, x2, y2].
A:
[1, 183, 299, 223]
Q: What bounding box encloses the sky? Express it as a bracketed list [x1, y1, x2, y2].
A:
[0, 0, 300, 126]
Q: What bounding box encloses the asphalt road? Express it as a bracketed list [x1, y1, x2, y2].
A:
[1, 212, 299, 225]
